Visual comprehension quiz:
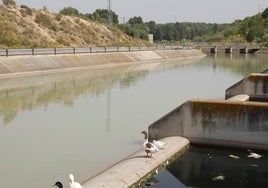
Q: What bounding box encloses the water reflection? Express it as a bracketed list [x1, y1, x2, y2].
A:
[205, 53, 268, 76]
[0, 58, 204, 126]
[143, 146, 268, 188]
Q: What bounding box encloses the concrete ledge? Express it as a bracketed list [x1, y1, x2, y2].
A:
[82, 136, 189, 188]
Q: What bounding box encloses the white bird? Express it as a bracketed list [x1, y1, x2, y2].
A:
[212, 174, 225, 181]
[229, 154, 240, 159]
[141, 130, 166, 150]
[152, 139, 166, 150]
[144, 142, 159, 158]
[53, 174, 83, 188]
[69, 174, 83, 188]
[247, 150, 262, 159]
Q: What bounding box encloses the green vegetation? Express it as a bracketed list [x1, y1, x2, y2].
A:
[118, 17, 149, 40]
[1, 0, 268, 48]
[91, 9, 119, 24]
[59, 7, 79, 17]
[126, 11, 268, 44]
[67, 5, 268, 45]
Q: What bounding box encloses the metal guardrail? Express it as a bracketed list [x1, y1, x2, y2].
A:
[0, 45, 187, 57]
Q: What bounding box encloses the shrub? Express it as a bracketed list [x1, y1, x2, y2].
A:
[20, 7, 33, 17]
[59, 7, 79, 16]
[262, 8, 268, 19]
[55, 14, 62, 21]
[35, 13, 52, 28]
[50, 22, 58, 31]
[2, 0, 16, 6]
[20, 4, 28, 9]
[56, 36, 70, 46]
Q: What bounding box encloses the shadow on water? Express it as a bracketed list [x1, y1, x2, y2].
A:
[142, 146, 268, 188]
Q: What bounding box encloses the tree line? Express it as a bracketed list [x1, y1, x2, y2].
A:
[58, 6, 268, 45]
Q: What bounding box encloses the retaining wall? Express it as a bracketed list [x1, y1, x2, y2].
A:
[149, 99, 268, 150]
[0, 49, 205, 78]
[225, 72, 268, 101]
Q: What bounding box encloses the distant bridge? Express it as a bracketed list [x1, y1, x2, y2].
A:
[189, 42, 264, 54]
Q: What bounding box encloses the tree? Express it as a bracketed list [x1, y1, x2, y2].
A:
[92, 9, 118, 24]
[59, 7, 80, 16]
[262, 7, 268, 19]
[246, 24, 264, 42]
[2, 0, 16, 6]
[145, 21, 157, 34]
[128, 16, 143, 25]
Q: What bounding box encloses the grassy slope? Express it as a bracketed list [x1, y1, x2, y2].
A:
[0, 5, 149, 48]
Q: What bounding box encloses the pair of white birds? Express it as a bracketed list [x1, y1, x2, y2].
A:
[52, 131, 164, 187]
[53, 174, 83, 188]
[141, 130, 166, 158]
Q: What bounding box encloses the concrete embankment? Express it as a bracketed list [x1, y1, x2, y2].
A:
[256, 47, 268, 54]
[149, 99, 268, 150]
[225, 73, 268, 101]
[0, 49, 205, 78]
[82, 136, 189, 188]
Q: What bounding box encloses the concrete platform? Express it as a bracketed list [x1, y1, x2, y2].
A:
[82, 136, 189, 188]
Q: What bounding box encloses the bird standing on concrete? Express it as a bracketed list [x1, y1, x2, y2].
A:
[141, 130, 166, 150]
[144, 142, 159, 158]
[141, 130, 164, 158]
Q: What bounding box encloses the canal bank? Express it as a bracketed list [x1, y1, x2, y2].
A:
[0, 49, 205, 78]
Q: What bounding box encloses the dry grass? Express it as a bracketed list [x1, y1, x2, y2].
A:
[0, 5, 149, 48]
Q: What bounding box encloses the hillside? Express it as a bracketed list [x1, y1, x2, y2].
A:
[0, 5, 149, 48]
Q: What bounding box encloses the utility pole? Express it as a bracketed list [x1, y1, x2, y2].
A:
[107, 0, 112, 26]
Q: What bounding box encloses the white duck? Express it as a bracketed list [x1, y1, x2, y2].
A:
[247, 149, 262, 159]
[141, 130, 166, 150]
[212, 173, 225, 181]
[69, 174, 83, 188]
[53, 174, 83, 188]
[144, 142, 159, 158]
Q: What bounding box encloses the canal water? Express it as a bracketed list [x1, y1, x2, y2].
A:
[0, 53, 267, 188]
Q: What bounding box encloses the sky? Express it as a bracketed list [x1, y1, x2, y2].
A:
[14, 0, 268, 24]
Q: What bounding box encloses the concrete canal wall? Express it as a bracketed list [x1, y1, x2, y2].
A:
[0, 49, 205, 78]
[225, 72, 268, 101]
[149, 99, 268, 150]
